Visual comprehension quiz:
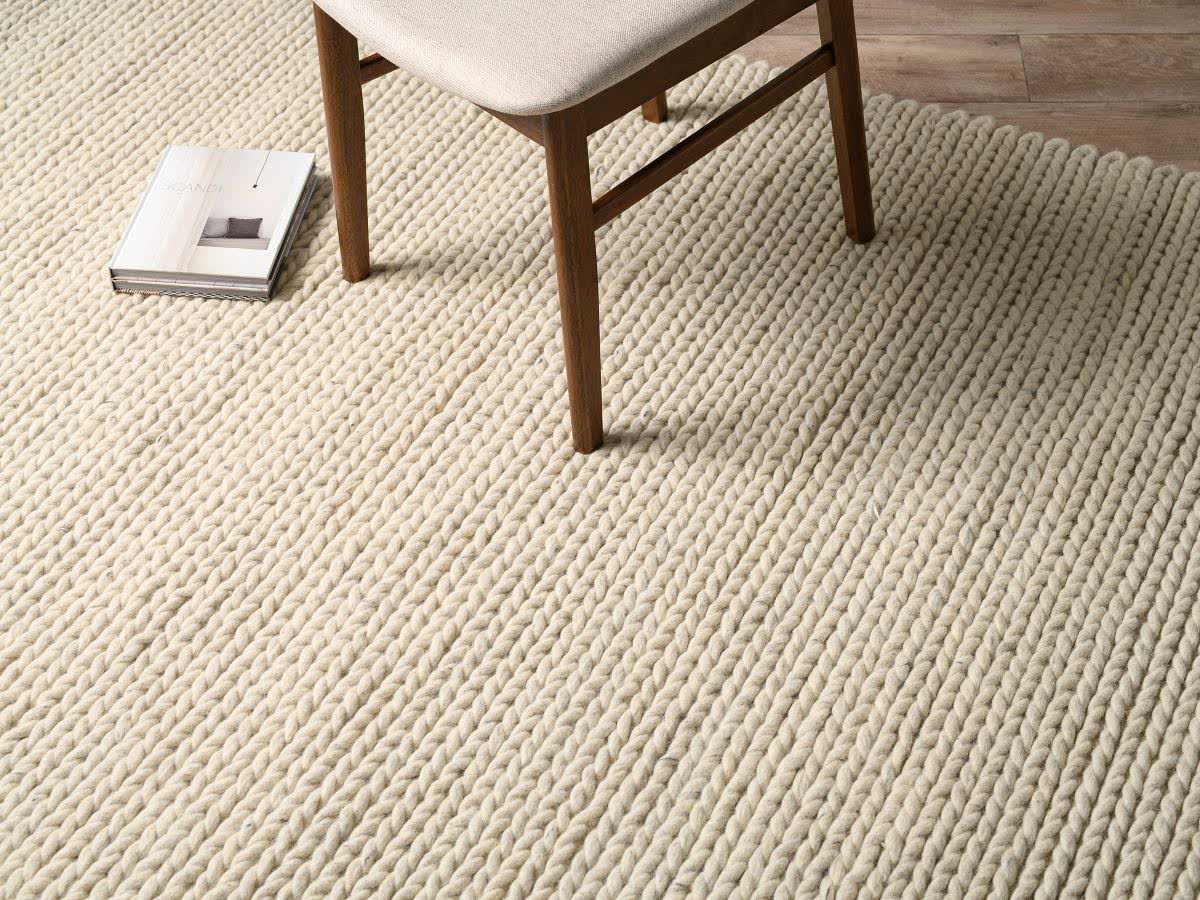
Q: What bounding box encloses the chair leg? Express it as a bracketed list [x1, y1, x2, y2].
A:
[542, 108, 604, 453]
[641, 92, 669, 124]
[817, 0, 876, 243]
[313, 4, 371, 282]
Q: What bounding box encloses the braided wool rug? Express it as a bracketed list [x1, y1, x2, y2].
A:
[4, 1, 1200, 897]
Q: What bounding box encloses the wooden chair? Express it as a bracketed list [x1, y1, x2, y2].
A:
[313, 0, 875, 453]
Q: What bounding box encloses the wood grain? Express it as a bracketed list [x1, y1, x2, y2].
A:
[594, 46, 834, 228]
[314, 4, 371, 283]
[642, 93, 669, 123]
[957, 101, 1200, 169]
[743, 33, 1029, 102]
[769, 0, 1200, 35]
[583, 0, 819, 132]
[359, 52, 398, 84]
[818, 0, 875, 242]
[738, 2, 1200, 172]
[1023, 34, 1200, 101]
[542, 108, 604, 454]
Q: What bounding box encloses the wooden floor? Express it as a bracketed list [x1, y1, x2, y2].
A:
[740, 0, 1200, 170]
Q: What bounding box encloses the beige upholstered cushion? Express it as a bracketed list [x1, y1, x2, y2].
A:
[314, 0, 758, 115]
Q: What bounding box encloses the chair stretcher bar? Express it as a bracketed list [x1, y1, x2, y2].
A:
[592, 44, 835, 229]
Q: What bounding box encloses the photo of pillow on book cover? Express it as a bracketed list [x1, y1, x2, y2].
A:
[109, 146, 317, 299]
[199, 216, 269, 250]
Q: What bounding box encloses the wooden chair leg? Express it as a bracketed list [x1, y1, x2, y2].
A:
[641, 92, 669, 124]
[542, 108, 604, 453]
[313, 4, 371, 282]
[817, 0, 875, 243]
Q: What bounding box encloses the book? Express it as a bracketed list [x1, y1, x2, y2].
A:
[109, 145, 317, 300]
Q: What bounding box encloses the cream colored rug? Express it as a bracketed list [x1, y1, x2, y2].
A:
[4, 1, 1200, 897]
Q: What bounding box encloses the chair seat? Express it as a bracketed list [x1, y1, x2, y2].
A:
[314, 0, 757, 116]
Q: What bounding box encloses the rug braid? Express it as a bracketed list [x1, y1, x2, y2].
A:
[2, 1, 1200, 897]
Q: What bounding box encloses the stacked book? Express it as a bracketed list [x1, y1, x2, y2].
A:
[109, 145, 317, 299]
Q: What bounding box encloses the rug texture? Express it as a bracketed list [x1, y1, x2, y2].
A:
[4, 1, 1200, 897]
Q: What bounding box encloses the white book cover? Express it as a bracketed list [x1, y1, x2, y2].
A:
[110, 146, 315, 283]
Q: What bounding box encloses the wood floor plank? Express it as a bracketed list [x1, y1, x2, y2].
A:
[1023, 34, 1200, 101]
[741, 34, 1029, 103]
[955, 101, 1200, 169]
[770, 0, 1200, 35]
